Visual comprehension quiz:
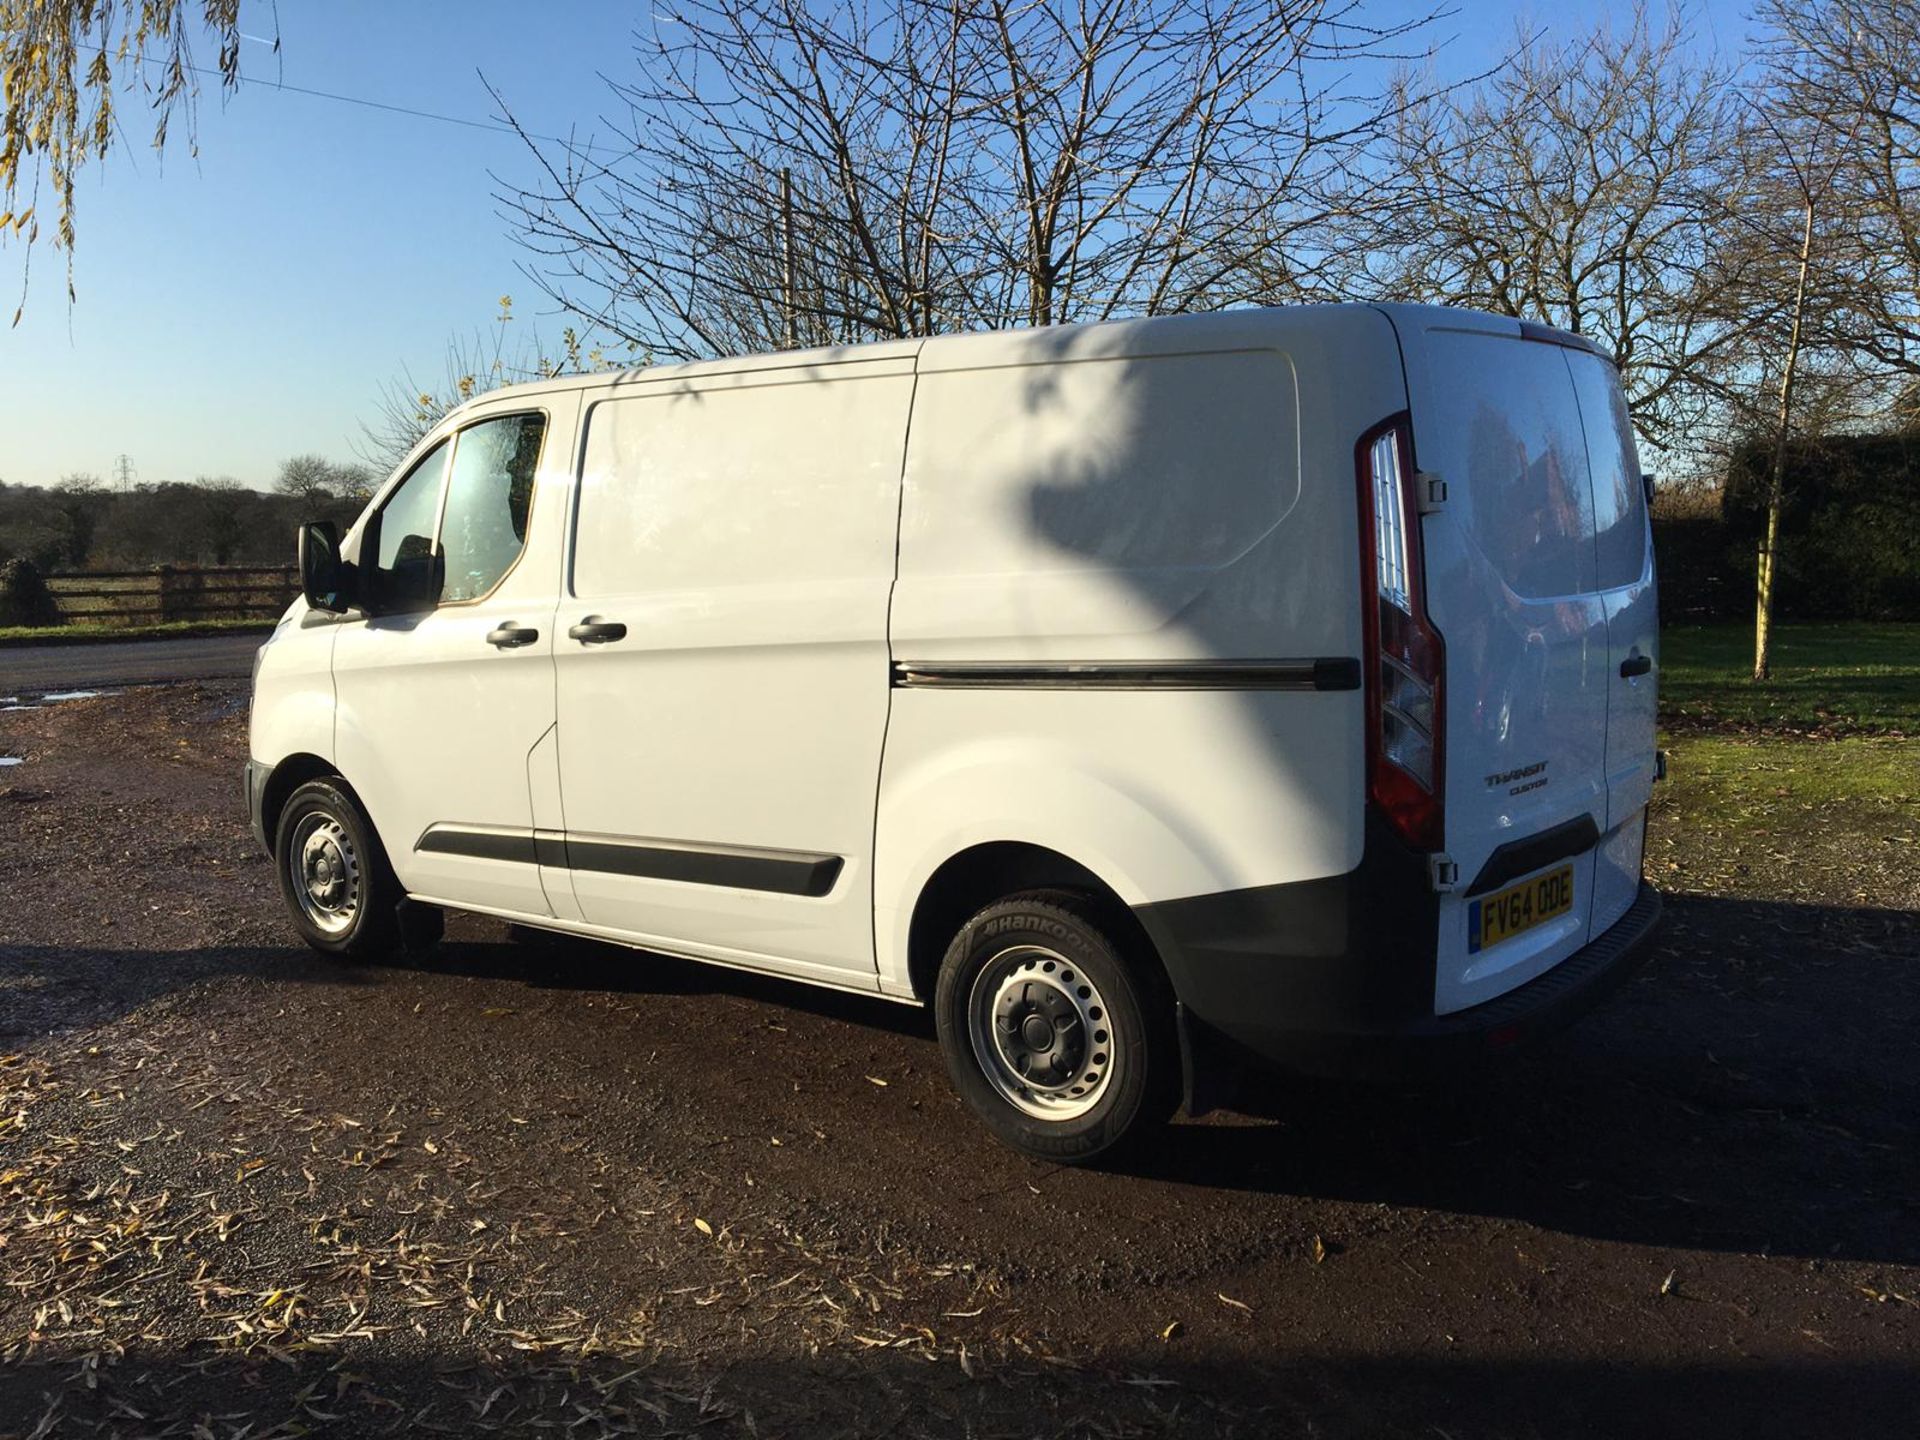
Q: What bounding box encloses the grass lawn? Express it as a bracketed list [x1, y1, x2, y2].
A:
[0, 617, 275, 646]
[1654, 624, 1919, 885]
[1659, 621, 1919, 734]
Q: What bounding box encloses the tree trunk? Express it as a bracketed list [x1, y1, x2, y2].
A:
[779, 168, 797, 350]
[1755, 198, 1815, 683]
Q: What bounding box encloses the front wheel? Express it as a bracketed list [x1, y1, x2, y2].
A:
[934, 892, 1176, 1164]
[273, 777, 402, 960]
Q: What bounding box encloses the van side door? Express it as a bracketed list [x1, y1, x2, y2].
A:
[550, 358, 914, 983]
[331, 397, 575, 919]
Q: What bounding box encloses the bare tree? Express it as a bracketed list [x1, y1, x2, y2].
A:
[1755, 0, 1920, 384]
[492, 0, 1448, 360]
[1347, 5, 1749, 455]
[1715, 22, 1875, 680]
[275, 454, 371, 508]
[0, 0, 244, 319]
[356, 297, 627, 476]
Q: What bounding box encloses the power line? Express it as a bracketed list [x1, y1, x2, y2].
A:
[173, 60, 624, 157]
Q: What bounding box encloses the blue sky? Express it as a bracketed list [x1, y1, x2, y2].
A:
[0, 0, 1749, 490]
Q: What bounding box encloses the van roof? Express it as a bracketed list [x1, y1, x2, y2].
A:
[443, 302, 1529, 418]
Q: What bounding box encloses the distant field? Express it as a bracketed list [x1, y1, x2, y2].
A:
[1659, 622, 1919, 734]
[0, 617, 274, 646]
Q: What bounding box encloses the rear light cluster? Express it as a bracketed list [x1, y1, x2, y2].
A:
[1357, 416, 1445, 850]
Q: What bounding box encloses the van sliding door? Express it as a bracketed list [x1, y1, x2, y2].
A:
[551, 359, 915, 983]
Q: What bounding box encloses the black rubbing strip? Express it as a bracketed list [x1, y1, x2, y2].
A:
[891, 659, 1362, 692]
[1464, 815, 1601, 898]
[417, 828, 539, 864]
[565, 840, 843, 898]
[418, 826, 843, 898]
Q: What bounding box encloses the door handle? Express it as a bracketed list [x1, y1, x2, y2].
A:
[567, 617, 628, 645]
[1619, 653, 1652, 678]
[486, 623, 540, 649]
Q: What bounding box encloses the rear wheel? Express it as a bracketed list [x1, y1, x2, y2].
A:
[274, 777, 403, 960]
[934, 892, 1176, 1164]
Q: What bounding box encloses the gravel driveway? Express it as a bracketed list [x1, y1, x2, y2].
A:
[0, 633, 266, 692]
[0, 686, 1915, 1438]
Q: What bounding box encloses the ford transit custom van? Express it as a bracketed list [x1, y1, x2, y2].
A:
[248, 305, 1663, 1162]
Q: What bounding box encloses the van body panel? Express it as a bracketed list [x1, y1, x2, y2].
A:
[525, 723, 582, 923]
[1143, 876, 1662, 1080]
[551, 362, 914, 977]
[1564, 348, 1660, 938]
[1381, 308, 1626, 1014]
[330, 393, 579, 919]
[871, 688, 1366, 993]
[894, 309, 1399, 667]
[247, 606, 338, 777]
[246, 303, 1660, 1122]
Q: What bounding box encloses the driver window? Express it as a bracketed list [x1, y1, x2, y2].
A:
[371, 440, 450, 611]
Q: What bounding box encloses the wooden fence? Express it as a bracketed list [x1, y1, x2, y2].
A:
[45, 565, 299, 625]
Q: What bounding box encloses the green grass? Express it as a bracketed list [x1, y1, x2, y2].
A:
[1661, 732, 1918, 810]
[0, 617, 276, 646]
[1659, 622, 1920, 734]
[1656, 622, 1920, 832]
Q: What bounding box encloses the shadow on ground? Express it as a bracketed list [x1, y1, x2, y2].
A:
[6, 890, 1915, 1273]
[0, 1341, 1908, 1439]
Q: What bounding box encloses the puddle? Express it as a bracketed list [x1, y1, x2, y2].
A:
[0, 758, 21, 768]
[40, 690, 105, 703]
[1, 705, 39, 712]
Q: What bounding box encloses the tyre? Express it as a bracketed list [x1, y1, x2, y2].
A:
[934, 891, 1177, 1164]
[273, 777, 404, 960]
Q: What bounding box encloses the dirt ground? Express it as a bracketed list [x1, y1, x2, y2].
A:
[0, 684, 1915, 1438]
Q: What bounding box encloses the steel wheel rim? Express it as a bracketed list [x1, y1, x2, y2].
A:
[967, 944, 1117, 1121]
[288, 811, 360, 936]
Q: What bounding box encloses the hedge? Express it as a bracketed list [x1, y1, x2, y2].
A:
[1652, 431, 1920, 623]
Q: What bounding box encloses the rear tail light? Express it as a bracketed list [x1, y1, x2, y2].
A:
[1357, 415, 1444, 850]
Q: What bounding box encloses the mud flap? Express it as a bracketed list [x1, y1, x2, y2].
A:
[1176, 1001, 1237, 1119]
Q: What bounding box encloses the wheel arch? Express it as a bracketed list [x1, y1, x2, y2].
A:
[260, 753, 343, 852]
[904, 840, 1170, 1005]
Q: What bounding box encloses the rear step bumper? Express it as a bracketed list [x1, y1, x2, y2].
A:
[1142, 878, 1664, 1103]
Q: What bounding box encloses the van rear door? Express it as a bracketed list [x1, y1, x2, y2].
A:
[1383, 308, 1615, 1014]
[1565, 350, 1658, 938]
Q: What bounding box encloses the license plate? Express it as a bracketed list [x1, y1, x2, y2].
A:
[1468, 864, 1575, 954]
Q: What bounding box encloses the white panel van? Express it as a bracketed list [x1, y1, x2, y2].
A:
[249, 305, 1663, 1162]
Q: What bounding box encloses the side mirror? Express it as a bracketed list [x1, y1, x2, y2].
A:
[298, 520, 354, 613]
[1642, 471, 1657, 506]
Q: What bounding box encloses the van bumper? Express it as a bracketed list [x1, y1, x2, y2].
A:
[1135, 839, 1663, 1102]
[243, 759, 272, 856]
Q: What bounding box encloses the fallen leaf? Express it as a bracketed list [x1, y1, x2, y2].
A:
[1660, 1270, 1676, 1296]
[1217, 1293, 1252, 1314]
[1160, 1320, 1183, 1341]
[864, 1075, 888, 1087]
[694, 1217, 713, 1237]
[1311, 1234, 1327, 1264]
